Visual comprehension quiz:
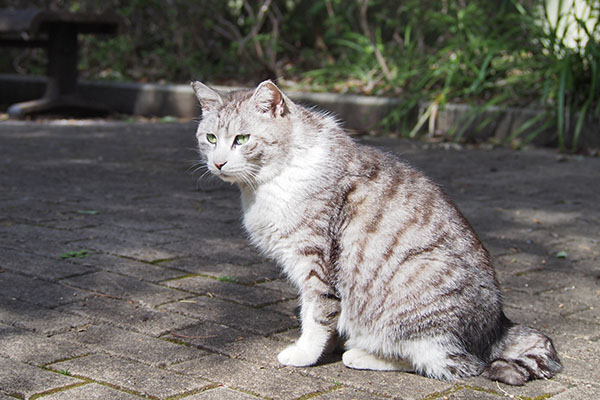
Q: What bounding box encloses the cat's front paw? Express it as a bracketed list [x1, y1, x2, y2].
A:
[277, 344, 320, 367]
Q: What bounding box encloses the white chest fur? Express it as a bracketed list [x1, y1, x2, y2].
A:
[240, 146, 326, 285]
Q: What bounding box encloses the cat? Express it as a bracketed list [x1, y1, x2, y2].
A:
[191, 80, 562, 385]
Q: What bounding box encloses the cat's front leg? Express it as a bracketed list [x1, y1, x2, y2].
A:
[278, 284, 339, 367]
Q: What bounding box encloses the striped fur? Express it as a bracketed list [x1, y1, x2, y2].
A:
[192, 80, 562, 385]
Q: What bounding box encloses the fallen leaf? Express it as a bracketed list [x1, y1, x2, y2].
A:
[556, 251, 568, 259]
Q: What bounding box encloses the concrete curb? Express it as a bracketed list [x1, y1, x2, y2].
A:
[0, 73, 597, 148]
[0, 74, 401, 133]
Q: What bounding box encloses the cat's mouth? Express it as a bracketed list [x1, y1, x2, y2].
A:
[213, 170, 238, 183]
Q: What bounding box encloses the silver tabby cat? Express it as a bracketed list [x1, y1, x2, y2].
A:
[191, 80, 562, 385]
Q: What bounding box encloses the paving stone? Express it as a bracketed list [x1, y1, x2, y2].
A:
[256, 278, 298, 297]
[263, 298, 300, 319]
[0, 223, 83, 257]
[2, 120, 600, 400]
[435, 388, 502, 399]
[162, 238, 264, 265]
[0, 271, 86, 308]
[67, 252, 186, 283]
[0, 205, 64, 227]
[271, 327, 301, 345]
[295, 357, 453, 400]
[162, 275, 294, 307]
[182, 387, 262, 399]
[39, 383, 142, 400]
[74, 236, 179, 262]
[569, 307, 600, 324]
[219, 334, 294, 369]
[57, 323, 206, 367]
[75, 225, 182, 247]
[58, 296, 198, 337]
[170, 354, 335, 400]
[159, 296, 298, 335]
[37, 212, 104, 231]
[502, 306, 598, 340]
[0, 248, 95, 280]
[460, 375, 567, 400]
[311, 386, 388, 399]
[539, 280, 600, 311]
[0, 355, 82, 399]
[550, 383, 600, 400]
[90, 207, 192, 233]
[557, 355, 600, 385]
[0, 325, 89, 366]
[49, 353, 210, 399]
[499, 269, 576, 296]
[61, 271, 190, 307]
[0, 295, 89, 335]
[162, 259, 282, 285]
[166, 321, 250, 352]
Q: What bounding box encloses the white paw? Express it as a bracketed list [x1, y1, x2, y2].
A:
[342, 348, 412, 371]
[277, 344, 320, 367]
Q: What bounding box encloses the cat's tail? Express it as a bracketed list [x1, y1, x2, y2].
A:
[482, 322, 562, 385]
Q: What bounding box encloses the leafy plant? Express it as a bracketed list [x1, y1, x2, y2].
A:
[2, 0, 597, 149]
[509, 0, 600, 150]
[216, 275, 238, 283]
[59, 250, 90, 259]
[296, 0, 599, 150]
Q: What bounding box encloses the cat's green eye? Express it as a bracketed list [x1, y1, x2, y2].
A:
[206, 133, 217, 144]
[234, 134, 250, 146]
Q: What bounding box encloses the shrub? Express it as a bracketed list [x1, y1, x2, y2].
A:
[2, 0, 597, 149]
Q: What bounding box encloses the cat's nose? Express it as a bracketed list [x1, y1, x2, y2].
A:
[214, 161, 227, 170]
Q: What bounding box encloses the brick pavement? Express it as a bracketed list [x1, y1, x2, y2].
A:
[0, 120, 598, 399]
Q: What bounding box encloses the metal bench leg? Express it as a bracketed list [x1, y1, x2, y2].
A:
[8, 23, 109, 118]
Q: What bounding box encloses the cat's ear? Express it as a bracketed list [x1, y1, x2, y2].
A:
[191, 81, 223, 112]
[251, 80, 288, 117]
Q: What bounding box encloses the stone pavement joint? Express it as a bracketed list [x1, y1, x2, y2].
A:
[0, 121, 598, 399]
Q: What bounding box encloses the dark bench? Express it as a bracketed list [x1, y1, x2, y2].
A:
[0, 8, 122, 118]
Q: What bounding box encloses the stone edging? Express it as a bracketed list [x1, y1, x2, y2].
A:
[0, 73, 597, 148]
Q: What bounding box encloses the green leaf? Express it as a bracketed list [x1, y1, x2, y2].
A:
[555, 251, 568, 259]
[60, 250, 90, 259]
[76, 210, 99, 215]
[159, 116, 179, 123]
[556, 56, 570, 152]
[216, 275, 238, 283]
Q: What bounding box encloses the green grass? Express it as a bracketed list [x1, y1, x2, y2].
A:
[216, 275, 238, 284]
[59, 250, 90, 260]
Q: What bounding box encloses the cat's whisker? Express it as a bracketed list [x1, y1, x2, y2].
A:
[192, 167, 218, 190]
[224, 167, 257, 191]
[242, 172, 258, 192]
[191, 164, 209, 174]
[187, 163, 204, 174]
[196, 172, 216, 190]
[186, 156, 207, 172]
[239, 166, 259, 191]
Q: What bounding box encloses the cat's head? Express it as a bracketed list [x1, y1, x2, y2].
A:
[192, 80, 293, 187]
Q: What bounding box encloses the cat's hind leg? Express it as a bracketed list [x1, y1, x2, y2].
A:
[342, 348, 413, 371]
[402, 337, 485, 381]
